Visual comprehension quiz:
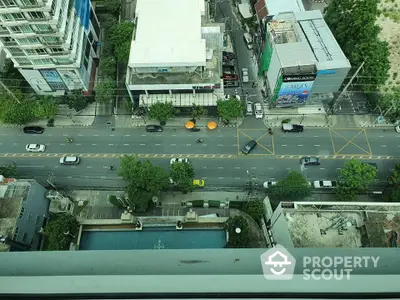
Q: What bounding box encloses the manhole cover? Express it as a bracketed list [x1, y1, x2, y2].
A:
[106, 121, 112, 125]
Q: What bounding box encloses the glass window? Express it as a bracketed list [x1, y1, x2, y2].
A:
[34, 24, 52, 32]
[24, 49, 36, 55]
[28, 11, 45, 19]
[1, 14, 13, 21]
[20, 25, 33, 33]
[41, 36, 60, 45]
[20, 0, 38, 6]
[50, 47, 64, 53]
[10, 26, 21, 33]
[9, 47, 24, 55]
[22, 232, 28, 243]
[36, 48, 47, 55]
[1, 37, 16, 44]
[11, 13, 25, 20]
[0, 25, 9, 33]
[17, 38, 29, 45]
[3, 0, 17, 7]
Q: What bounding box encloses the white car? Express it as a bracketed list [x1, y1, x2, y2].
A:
[263, 181, 277, 188]
[170, 158, 189, 165]
[395, 125, 400, 133]
[314, 180, 338, 188]
[254, 103, 263, 119]
[25, 144, 46, 152]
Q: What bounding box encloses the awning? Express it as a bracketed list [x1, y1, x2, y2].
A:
[238, 3, 253, 19]
[185, 121, 195, 129]
[254, 0, 268, 20]
[208, 121, 217, 130]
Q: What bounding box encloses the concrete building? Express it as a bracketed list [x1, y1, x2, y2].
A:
[126, 0, 224, 108]
[0, 0, 101, 96]
[0, 176, 50, 252]
[266, 201, 400, 248]
[258, 10, 351, 111]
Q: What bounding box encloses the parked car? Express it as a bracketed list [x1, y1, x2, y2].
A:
[314, 180, 338, 188]
[223, 51, 236, 60]
[193, 179, 205, 187]
[170, 158, 189, 165]
[146, 125, 163, 132]
[25, 144, 46, 152]
[300, 156, 320, 166]
[242, 68, 249, 83]
[59, 156, 80, 165]
[254, 103, 263, 119]
[282, 123, 304, 133]
[223, 80, 239, 87]
[223, 65, 236, 74]
[241, 140, 257, 154]
[222, 73, 239, 80]
[23, 126, 44, 134]
[396, 125, 400, 133]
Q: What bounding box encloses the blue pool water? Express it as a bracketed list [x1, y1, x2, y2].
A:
[79, 227, 226, 250]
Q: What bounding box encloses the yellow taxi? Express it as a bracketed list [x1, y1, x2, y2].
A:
[193, 179, 205, 187]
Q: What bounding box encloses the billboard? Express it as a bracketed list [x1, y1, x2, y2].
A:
[275, 74, 315, 107]
[39, 69, 67, 91]
[74, 0, 90, 31]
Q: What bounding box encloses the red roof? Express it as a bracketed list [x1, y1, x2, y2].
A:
[254, 0, 268, 20]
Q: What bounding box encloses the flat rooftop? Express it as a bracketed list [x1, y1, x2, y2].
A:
[129, 0, 207, 68]
[281, 202, 400, 248]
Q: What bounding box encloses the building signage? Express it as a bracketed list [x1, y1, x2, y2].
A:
[317, 69, 336, 75]
[275, 80, 315, 108]
[283, 74, 316, 82]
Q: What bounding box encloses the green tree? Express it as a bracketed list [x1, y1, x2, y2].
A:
[0, 164, 19, 178]
[96, 0, 121, 16]
[190, 103, 207, 120]
[65, 89, 91, 111]
[245, 200, 265, 223]
[387, 164, 400, 201]
[270, 171, 312, 199]
[336, 187, 357, 201]
[170, 162, 195, 193]
[34, 96, 58, 119]
[338, 159, 377, 190]
[148, 101, 177, 125]
[95, 80, 116, 103]
[109, 22, 135, 63]
[225, 216, 250, 248]
[99, 57, 117, 78]
[119, 155, 169, 212]
[217, 98, 245, 123]
[44, 214, 79, 251]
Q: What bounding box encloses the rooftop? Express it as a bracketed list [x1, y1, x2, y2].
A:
[129, 0, 207, 68]
[267, 0, 305, 17]
[279, 202, 400, 248]
[128, 25, 223, 88]
[0, 179, 31, 252]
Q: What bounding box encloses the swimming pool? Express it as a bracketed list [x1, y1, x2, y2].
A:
[79, 227, 226, 250]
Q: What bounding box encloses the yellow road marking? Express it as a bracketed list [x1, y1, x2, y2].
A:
[363, 128, 373, 155]
[330, 128, 371, 155]
[238, 129, 274, 154]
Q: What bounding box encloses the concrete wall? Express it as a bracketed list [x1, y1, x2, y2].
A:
[311, 67, 351, 94]
[15, 182, 50, 250]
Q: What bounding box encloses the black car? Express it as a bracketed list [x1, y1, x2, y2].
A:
[223, 51, 236, 59]
[241, 140, 257, 154]
[23, 126, 44, 134]
[300, 156, 320, 166]
[146, 125, 163, 132]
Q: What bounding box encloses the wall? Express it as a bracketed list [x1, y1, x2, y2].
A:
[311, 67, 350, 94]
[15, 182, 50, 250]
[266, 48, 281, 96]
[269, 204, 294, 248]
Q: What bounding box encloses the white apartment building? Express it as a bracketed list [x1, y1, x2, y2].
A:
[127, 0, 224, 108]
[0, 0, 100, 96]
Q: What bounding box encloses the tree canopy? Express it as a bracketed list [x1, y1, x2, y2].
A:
[338, 159, 377, 190]
[170, 162, 195, 193]
[65, 89, 93, 112]
[148, 101, 177, 125]
[217, 98, 245, 122]
[95, 80, 116, 103]
[245, 200, 265, 223]
[119, 155, 169, 212]
[109, 22, 135, 63]
[387, 164, 400, 201]
[44, 214, 79, 251]
[0, 164, 19, 178]
[225, 216, 250, 248]
[190, 103, 208, 120]
[324, 0, 390, 93]
[270, 171, 312, 199]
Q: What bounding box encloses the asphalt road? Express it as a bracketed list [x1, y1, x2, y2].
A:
[0, 127, 398, 189]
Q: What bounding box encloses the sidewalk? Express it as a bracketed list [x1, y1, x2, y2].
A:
[160, 191, 250, 205]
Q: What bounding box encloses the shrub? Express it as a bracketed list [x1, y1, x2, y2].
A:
[208, 200, 220, 208]
[191, 200, 204, 207]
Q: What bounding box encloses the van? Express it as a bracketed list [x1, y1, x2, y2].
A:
[243, 33, 253, 50]
[246, 101, 253, 115]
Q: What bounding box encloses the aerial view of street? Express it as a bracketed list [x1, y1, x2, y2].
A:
[0, 0, 399, 296]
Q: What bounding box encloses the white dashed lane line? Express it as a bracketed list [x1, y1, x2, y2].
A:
[140, 144, 145, 146]
[234, 177, 241, 179]
[218, 167, 224, 169]
[234, 167, 240, 169]
[218, 177, 224, 179]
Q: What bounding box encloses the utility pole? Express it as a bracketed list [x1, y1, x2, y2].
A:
[47, 170, 57, 189]
[330, 60, 366, 115]
[0, 79, 21, 104]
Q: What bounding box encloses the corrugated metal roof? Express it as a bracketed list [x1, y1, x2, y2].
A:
[299, 18, 346, 63]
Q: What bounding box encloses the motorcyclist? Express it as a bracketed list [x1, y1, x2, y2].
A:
[268, 128, 273, 135]
[66, 138, 73, 143]
[109, 166, 115, 170]
[196, 138, 203, 143]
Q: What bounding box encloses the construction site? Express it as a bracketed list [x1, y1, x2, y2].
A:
[268, 201, 400, 248]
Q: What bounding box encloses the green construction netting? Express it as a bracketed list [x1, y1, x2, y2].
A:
[272, 75, 283, 102]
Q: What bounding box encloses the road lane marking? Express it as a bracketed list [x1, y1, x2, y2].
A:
[202, 166, 207, 169]
[155, 144, 161, 146]
[140, 144, 145, 146]
[379, 136, 384, 138]
[313, 136, 319, 138]
[141, 135, 146, 137]
[218, 144, 224, 146]
[320, 168, 325, 170]
[268, 167, 274, 170]
[124, 144, 129, 146]
[76, 144, 81, 146]
[234, 167, 240, 169]
[202, 177, 207, 179]
[286, 168, 291, 170]
[382, 145, 387, 147]
[170, 144, 176, 146]
[108, 144, 114, 146]
[186, 144, 192, 146]
[218, 177, 224, 179]
[282, 145, 287, 147]
[13, 143, 17, 145]
[17, 165, 45, 168]
[314, 145, 320, 147]
[125, 135, 130, 137]
[297, 145, 303, 147]
[67, 176, 73, 178]
[172, 135, 177, 137]
[218, 167, 224, 169]
[86, 166, 93, 168]
[234, 177, 241, 179]
[233, 144, 238, 146]
[110, 135, 115, 136]
[251, 167, 256, 169]
[94, 135, 99, 136]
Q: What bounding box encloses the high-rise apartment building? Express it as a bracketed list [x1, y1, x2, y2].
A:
[0, 0, 100, 96]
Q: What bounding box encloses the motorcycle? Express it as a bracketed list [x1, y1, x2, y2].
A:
[196, 138, 204, 143]
[66, 138, 73, 143]
[268, 128, 273, 135]
[190, 128, 200, 132]
[109, 166, 115, 170]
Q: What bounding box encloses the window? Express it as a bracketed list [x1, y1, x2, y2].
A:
[9, 47, 25, 56]
[20, 25, 33, 33]
[55, 58, 72, 64]
[1, 37, 16, 45]
[36, 48, 46, 55]
[1, 14, 13, 21]
[32, 58, 52, 65]
[15, 58, 31, 65]
[0, 25, 8, 33]
[34, 24, 52, 32]
[18, 37, 38, 45]
[41, 37, 60, 45]
[3, 0, 17, 7]
[11, 13, 25, 20]
[19, 207, 25, 218]
[20, 0, 38, 6]
[24, 49, 36, 55]
[14, 227, 19, 235]
[9, 26, 21, 33]
[50, 48, 64, 53]
[29, 12, 45, 19]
